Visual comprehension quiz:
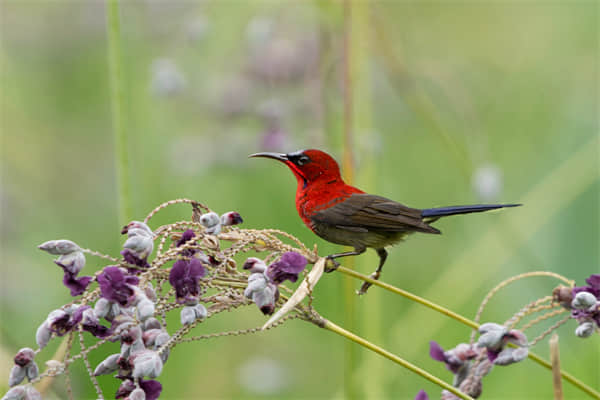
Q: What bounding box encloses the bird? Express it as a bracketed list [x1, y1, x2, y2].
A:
[249, 149, 520, 295]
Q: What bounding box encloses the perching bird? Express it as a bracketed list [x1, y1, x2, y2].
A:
[250, 149, 520, 294]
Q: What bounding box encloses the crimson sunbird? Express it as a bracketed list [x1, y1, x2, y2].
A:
[250, 149, 520, 294]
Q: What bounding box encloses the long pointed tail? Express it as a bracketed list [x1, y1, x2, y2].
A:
[421, 203, 521, 218]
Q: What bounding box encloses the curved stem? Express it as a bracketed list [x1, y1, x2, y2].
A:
[335, 266, 600, 399]
[321, 319, 474, 400]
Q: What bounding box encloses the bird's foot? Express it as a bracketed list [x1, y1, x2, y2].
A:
[324, 256, 340, 273]
[356, 270, 381, 296]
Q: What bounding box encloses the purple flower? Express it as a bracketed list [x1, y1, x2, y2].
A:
[98, 266, 140, 307]
[81, 308, 113, 338]
[477, 323, 528, 364]
[169, 258, 206, 304]
[415, 390, 429, 400]
[244, 271, 279, 315]
[48, 305, 88, 336]
[573, 274, 600, 298]
[121, 249, 151, 272]
[115, 378, 162, 400]
[14, 348, 35, 367]
[220, 211, 243, 226]
[266, 252, 307, 284]
[176, 229, 199, 257]
[62, 271, 93, 296]
[429, 341, 477, 374]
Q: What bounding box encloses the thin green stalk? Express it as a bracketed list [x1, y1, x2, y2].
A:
[336, 266, 600, 399]
[321, 319, 474, 400]
[106, 0, 132, 225]
[341, 0, 357, 398]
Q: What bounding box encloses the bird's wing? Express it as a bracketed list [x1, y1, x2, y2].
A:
[310, 194, 440, 234]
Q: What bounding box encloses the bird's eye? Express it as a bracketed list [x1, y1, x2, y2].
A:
[297, 156, 310, 166]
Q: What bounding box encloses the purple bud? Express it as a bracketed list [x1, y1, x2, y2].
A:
[55, 251, 86, 275]
[144, 284, 157, 303]
[123, 235, 154, 260]
[142, 329, 162, 347]
[220, 211, 243, 226]
[131, 350, 163, 378]
[121, 326, 142, 345]
[243, 258, 266, 273]
[14, 348, 35, 367]
[8, 365, 25, 387]
[116, 379, 136, 398]
[493, 347, 529, 366]
[38, 240, 80, 255]
[121, 221, 153, 237]
[244, 273, 268, 298]
[93, 353, 120, 376]
[35, 322, 51, 349]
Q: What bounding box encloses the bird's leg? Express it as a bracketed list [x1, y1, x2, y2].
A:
[325, 248, 366, 273]
[357, 248, 388, 295]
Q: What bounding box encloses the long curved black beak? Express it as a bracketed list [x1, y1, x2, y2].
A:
[248, 152, 288, 162]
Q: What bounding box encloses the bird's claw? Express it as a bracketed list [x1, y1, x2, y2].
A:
[324, 256, 340, 273]
[356, 270, 381, 296]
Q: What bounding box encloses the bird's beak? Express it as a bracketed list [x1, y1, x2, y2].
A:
[248, 152, 288, 162]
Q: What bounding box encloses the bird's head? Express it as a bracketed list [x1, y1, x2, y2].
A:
[249, 149, 342, 187]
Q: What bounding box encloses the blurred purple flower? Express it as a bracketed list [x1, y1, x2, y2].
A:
[429, 341, 477, 374]
[169, 258, 206, 304]
[476, 323, 528, 364]
[121, 249, 151, 272]
[98, 266, 140, 307]
[266, 252, 307, 284]
[415, 390, 429, 400]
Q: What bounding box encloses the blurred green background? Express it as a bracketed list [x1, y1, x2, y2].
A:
[1, 1, 598, 399]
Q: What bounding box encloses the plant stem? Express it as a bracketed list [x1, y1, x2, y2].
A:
[321, 318, 474, 400]
[106, 0, 132, 225]
[336, 265, 600, 399]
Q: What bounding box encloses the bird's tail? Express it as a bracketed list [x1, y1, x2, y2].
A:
[421, 204, 521, 218]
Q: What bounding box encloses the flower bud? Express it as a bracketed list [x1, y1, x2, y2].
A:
[143, 318, 161, 331]
[2, 386, 25, 400]
[55, 251, 85, 275]
[136, 298, 155, 321]
[14, 349, 35, 367]
[243, 258, 266, 273]
[8, 365, 25, 387]
[142, 329, 162, 347]
[121, 326, 142, 345]
[129, 388, 146, 400]
[493, 347, 529, 366]
[123, 235, 154, 259]
[200, 212, 221, 235]
[25, 362, 38, 381]
[38, 240, 80, 255]
[477, 323, 507, 351]
[194, 304, 208, 320]
[116, 380, 136, 398]
[94, 298, 111, 319]
[552, 285, 573, 308]
[35, 322, 51, 349]
[93, 353, 120, 376]
[572, 292, 597, 310]
[131, 350, 163, 378]
[221, 211, 243, 226]
[575, 321, 595, 338]
[144, 284, 157, 303]
[121, 221, 153, 237]
[180, 307, 196, 326]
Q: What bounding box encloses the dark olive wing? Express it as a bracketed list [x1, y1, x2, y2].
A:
[309, 194, 440, 234]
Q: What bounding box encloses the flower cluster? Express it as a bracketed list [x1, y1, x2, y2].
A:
[554, 274, 600, 338]
[243, 252, 307, 315]
[427, 323, 528, 399]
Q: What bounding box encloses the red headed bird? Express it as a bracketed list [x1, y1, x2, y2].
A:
[250, 149, 520, 294]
